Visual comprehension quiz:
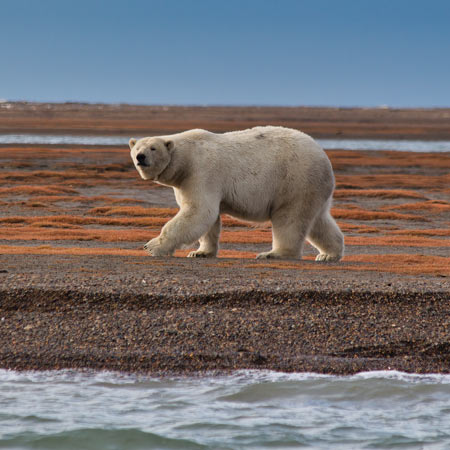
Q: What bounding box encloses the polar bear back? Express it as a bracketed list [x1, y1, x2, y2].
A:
[165, 126, 335, 223]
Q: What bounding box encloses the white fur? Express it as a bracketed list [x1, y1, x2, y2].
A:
[129, 126, 344, 261]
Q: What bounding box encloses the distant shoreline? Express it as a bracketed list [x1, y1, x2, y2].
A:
[1, 101, 450, 139]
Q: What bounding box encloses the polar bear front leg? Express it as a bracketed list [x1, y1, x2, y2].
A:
[144, 204, 219, 257]
[188, 216, 221, 258]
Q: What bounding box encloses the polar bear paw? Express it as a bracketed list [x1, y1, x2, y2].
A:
[256, 251, 287, 260]
[315, 253, 341, 262]
[187, 250, 216, 258]
[143, 238, 172, 256]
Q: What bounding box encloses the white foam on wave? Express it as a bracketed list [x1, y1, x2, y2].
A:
[351, 370, 450, 384]
[0, 368, 140, 385]
[1, 368, 450, 385]
[228, 369, 450, 385]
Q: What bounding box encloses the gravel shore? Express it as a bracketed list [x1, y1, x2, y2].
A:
[1, 255, 448, 375]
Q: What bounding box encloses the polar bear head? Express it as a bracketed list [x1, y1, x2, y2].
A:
[129, 137, 174, 181]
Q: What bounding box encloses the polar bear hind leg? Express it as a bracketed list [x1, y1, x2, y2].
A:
[307, 205, 344, 262]
[188, 216, 221, 257]
[256, 207, 312, 260]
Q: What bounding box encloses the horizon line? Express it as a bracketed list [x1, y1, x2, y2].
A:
[1, 99, 449, 111]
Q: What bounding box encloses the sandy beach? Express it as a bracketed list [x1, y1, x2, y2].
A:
[0, 102, 449, 375]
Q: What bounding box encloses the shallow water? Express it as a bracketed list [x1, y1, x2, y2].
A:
[318, 138, 450, 152]
[1, 370, 449, 449]
[1, 133, 450, 152]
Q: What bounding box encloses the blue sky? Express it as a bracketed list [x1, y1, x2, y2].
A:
[1, 0, 449, 107]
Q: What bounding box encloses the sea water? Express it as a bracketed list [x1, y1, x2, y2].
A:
[1, 369, 449, 449]
[1, 133, 450, 152]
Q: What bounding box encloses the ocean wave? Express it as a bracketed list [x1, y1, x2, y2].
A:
[0, 428, 207, 450]
[1, 369, 449, 449]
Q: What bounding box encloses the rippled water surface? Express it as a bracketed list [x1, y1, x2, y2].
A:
[1, 133, 450, 151]
[1, 370, 449, 449]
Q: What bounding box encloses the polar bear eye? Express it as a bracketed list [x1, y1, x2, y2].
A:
[150, 147, 156, 151]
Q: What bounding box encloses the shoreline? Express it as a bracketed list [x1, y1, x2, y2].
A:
[1, 257, 449, 376]
[1, 289, 448, 376]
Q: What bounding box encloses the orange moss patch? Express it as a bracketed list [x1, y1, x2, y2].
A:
[0, 244, 255, 259]
[0, 226, 158, 242]
[345, 235, 450, 248]
[221, 216, 259, 227]
[3, 224, 447, 248]
[220, 230, 272, 244]
[334, 189, 427, 199]
[345, 254, 450, 276]
[388, 228, 450, 237]
[245, 254, 449, 276]
[331, 207, 425, 221]
[23, 201, 49, 208]
[0, 185, 78, 196]
[0, 170, 134, 182]
[219, 229, 445, 245]
[0, 245, 143, 257]
[87, 207, 261, 228]
[1, 243, 448, 276]
[338, 223, 381, 233]
[327, 150, 450, 170]
[0, 215, 168, 228]
[31, 221, 82, 229]
[27, 195, 81, 203]
[219, 249, 257, 258]
[382, 200, 450, 213]
[336, 174, 449, 189]
[0, 146, 127, 157]
[31, 195, 146, 205]
[89, 206, 177, 217]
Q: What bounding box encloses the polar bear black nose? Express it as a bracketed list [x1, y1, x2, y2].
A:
[136, 153, 146, 165]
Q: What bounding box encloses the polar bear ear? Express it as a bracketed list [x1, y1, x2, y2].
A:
[165, 140, 174, 151]
[129, 138, 137, 150]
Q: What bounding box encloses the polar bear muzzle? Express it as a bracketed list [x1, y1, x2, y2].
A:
[136, 153, 148, 166]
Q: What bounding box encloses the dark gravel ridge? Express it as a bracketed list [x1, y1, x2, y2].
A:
[1, 278, 448, 376]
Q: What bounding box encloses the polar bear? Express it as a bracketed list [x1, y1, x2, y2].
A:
[129, 126, 344, 261]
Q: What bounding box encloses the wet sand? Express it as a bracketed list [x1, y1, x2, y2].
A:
[0, 103, 449, 375]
